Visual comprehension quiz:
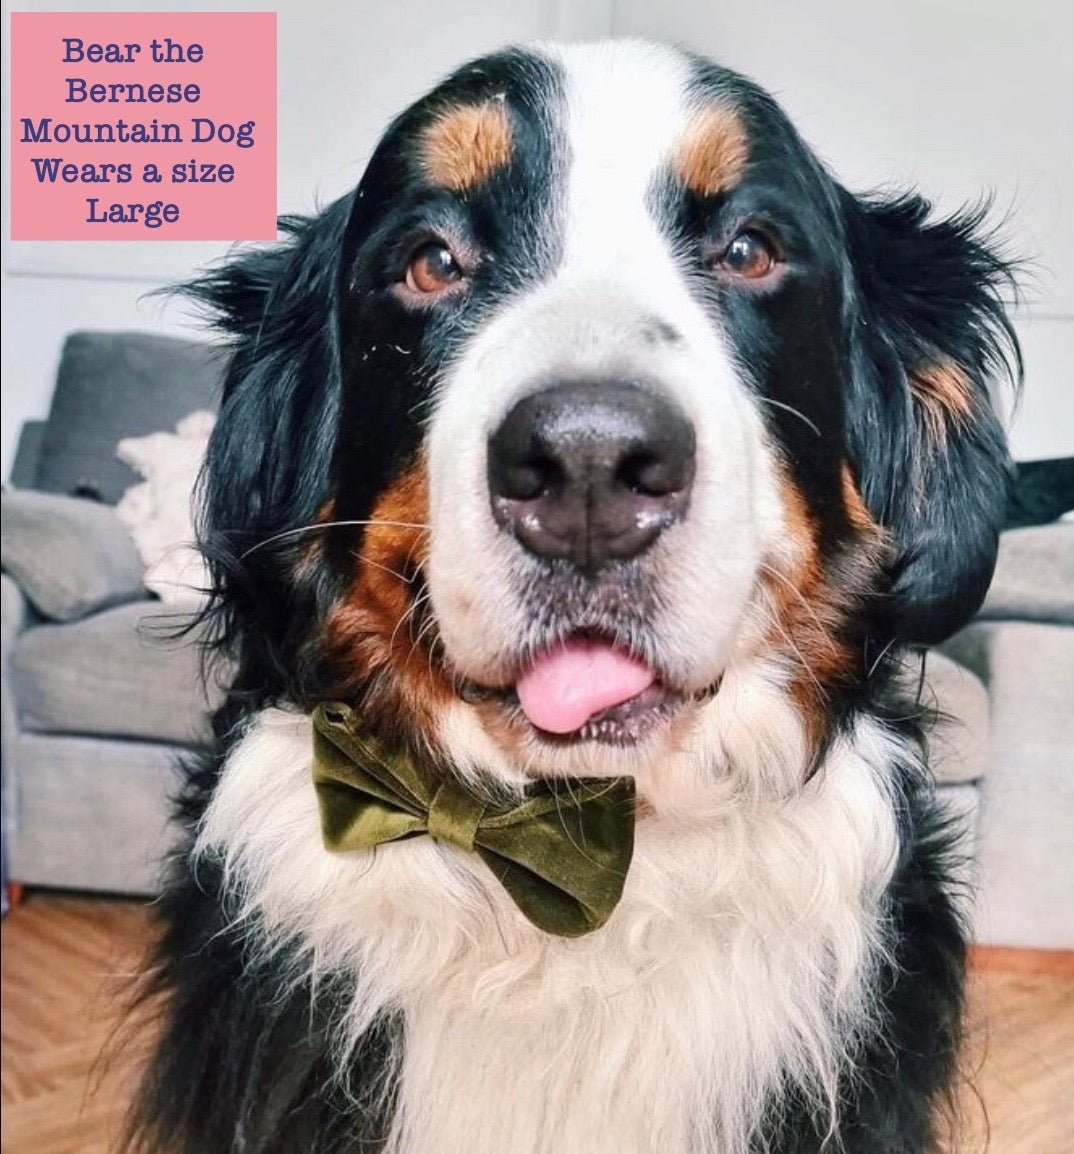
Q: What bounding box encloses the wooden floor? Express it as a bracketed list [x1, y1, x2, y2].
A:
[2, 895, 1073, 1153]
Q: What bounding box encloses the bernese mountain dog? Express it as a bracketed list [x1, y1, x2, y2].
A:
[129, 39, 1019, 1154]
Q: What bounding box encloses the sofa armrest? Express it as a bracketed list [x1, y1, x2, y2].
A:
[1, 489, 150, 622]
[1, 570, 29, 643]
[2, 574, 30, 837]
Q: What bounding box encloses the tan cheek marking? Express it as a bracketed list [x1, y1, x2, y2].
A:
[673, 104, 749, 197]
[840, 463, 878, 533]
[909, 360, 974, 444]
[421, 100, 513, 191]
[760, 472, 884, 760]
[324, 453, 452, 724]
[761, 478, 841, 753]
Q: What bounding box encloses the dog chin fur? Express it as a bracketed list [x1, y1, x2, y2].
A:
[196, 674, 904, 1154]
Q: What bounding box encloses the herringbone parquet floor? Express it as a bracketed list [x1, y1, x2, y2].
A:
[1, 897, 151, 1154]
[2, 894, 1072, 1153]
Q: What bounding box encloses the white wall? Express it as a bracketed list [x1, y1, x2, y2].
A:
[3, 0, 1071, 474]
[612, 0, 1074, 462]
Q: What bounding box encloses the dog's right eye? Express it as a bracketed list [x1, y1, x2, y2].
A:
[404, 242, 464, 295]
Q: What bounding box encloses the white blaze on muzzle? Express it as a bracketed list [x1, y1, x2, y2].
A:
[425, 42, 785, 723]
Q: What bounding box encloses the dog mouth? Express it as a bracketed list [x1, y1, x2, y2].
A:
[458, 634, 719, 745]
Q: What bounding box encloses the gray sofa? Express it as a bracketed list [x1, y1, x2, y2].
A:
[2, 331, 225, 892]
[939, 538, 1074, 950]
[2, 332, 1072, 947]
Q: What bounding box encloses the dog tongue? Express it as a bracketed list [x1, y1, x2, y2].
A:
[516, 639, 655, 734]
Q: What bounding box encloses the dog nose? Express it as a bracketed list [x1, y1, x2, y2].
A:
[487, 381, 695, 571]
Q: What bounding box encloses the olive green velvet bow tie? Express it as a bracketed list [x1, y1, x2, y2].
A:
[311, 702, 636, 938]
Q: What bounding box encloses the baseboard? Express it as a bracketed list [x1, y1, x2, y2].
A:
[969, 945, 1074, 976]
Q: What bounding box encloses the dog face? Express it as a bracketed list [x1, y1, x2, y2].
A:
[199, 41, 1015, 789]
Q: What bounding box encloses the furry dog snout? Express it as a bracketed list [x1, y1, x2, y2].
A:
[486, 379, 696, 571]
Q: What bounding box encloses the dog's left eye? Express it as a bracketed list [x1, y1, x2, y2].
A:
[718, 230, 779, 280]
[405, 242, 463, 295]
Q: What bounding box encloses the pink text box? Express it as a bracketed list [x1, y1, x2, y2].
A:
[10, 11, 276, 240]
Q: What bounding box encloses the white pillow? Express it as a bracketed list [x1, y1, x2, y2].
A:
[115, 411, 215, 605]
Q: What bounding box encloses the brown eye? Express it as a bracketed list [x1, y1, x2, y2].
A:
[405, 242, 463, 294]
[720, 230, 777, 279]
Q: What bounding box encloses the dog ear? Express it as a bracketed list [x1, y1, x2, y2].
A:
[188, 201, 352, 694]
[840, 191, 1021, 645]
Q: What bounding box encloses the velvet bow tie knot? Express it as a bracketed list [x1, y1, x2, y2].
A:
[311, 702, 636, 937]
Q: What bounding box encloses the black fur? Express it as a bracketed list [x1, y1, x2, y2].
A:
[129, 44, 1017, 1154]
[129, 853, 399, 1153]
[841, 193, 1020, 644]
[185, 205, 350, 708]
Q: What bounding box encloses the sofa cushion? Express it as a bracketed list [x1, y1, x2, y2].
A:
[1, 490, 149, 622]
[921, 651, 990, 786]
[10, 602, 226, 745]
[7, 731, 185, 894]
[33, 332, 225, 504]
[964, 621, 1074, 949]
[980, 524, 1073, 625]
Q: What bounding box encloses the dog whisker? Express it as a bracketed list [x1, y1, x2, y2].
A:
[756, 562, 842, 656]
[866, 636, 898, 678]
[756, 397, 823, 438]
[754, 581, 830, 702]
[343, 552, 418, 584]
[240, 520, 431, 559]
[388, 584, 429, 652]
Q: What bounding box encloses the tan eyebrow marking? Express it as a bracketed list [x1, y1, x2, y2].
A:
[909, 360, 974, 443]
[420, 100, 513, 191]
[673, 104, 749, 197]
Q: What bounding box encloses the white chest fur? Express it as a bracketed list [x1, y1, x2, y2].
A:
[197, 709, 902, 1154]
